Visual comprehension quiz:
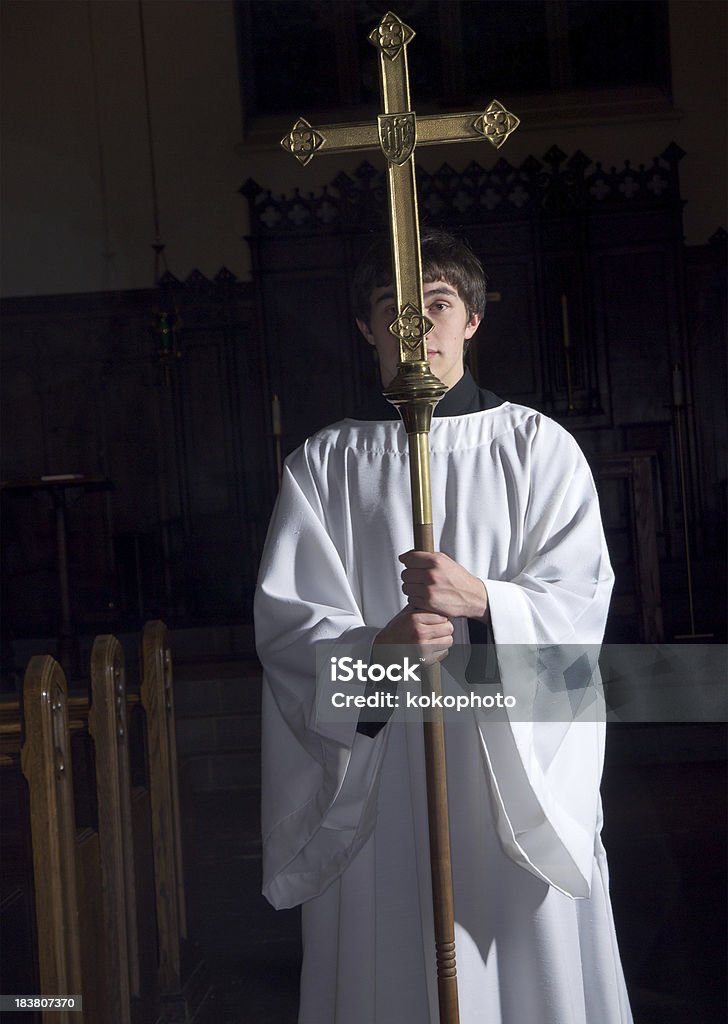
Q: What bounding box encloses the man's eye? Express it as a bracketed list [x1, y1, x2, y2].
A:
[429, 302, 448, 312]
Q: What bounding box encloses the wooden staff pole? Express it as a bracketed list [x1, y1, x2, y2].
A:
[411, 429, 459, 1021]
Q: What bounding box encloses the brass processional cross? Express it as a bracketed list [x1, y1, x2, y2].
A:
[282, 13, 518, 1024]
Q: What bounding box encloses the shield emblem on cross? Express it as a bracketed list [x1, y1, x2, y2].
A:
[377, 113, 416, 165]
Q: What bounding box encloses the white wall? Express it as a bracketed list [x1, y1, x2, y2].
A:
[1, 0, 725, 298]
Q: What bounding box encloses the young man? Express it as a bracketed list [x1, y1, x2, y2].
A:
[255, 230, 632, 1023]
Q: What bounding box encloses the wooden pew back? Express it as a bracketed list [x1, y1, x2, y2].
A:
[4, 625, 196, 1022]
[89, 635, 139, 1022]
[0, 691, 39, 1006]
[20, 655, 84, 1024]
[141, 620, 187, 993]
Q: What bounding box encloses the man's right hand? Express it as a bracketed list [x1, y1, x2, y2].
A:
[373, 607, 454, 666]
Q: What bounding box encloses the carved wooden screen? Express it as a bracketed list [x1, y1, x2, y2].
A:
[241, 141, 727, 638]
[242, 143, 689, 452]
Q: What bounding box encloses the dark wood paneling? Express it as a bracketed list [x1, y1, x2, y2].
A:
[600, 249, 673, 424]
[260, 271, 363, 445]
[0, 275, 263, 634]
[471, 258, 540, 401]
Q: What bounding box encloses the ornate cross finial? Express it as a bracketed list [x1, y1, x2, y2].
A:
[281, 11, 519, 416]
[369, 11, 414, 60]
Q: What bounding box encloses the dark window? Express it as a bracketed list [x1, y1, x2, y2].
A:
[247, 2, 341, 113]
[460, 1, 551, 98]
[567, 1, 670, 90]
[236, 0, 671, 119]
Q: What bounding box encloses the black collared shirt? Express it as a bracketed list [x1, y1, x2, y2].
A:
[351, 367, 502, 420]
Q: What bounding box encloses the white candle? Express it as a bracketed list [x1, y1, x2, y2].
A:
[672, 364, 684, 408]
[560, 294, 571, 350]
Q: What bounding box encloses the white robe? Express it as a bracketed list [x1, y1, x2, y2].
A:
[255, 403, 633, 1024]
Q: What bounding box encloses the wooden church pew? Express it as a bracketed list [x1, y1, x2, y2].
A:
[86, 628, 190, 1022]
[140, 620, 212, 1019]
[89, 635, 136, 1022]
[88, 634, 160, 1024]
[2, 626, 207, 1023]
[0, 690, 40, 1011]
[140, 620, 190, 998]
[19, 648, 151, 1023]
[20, 655, 89, 1024]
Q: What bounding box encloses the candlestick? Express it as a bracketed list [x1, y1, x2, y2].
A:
[271, 394, 282, 488]
[671, 367, 713, 639]
[671, 363, 684, 408]
[560, 294, 575, 413]
[560, 294, 571, 350]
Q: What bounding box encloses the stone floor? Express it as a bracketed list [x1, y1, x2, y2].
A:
[176, 654, 727, 1024]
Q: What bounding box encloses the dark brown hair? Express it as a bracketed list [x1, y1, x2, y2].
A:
[352, 228, 487, 326]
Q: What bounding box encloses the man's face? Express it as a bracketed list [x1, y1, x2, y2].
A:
[357, 280, 481, 390]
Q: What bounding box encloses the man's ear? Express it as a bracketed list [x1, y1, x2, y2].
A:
[356, 318, 375, 344]
[464, 312, 481, 340]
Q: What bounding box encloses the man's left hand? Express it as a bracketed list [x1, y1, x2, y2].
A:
[399, 550, 489, 622]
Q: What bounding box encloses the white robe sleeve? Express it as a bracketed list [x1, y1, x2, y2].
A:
[255, 444, 388, 910]
[479, 415, 614, 898]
